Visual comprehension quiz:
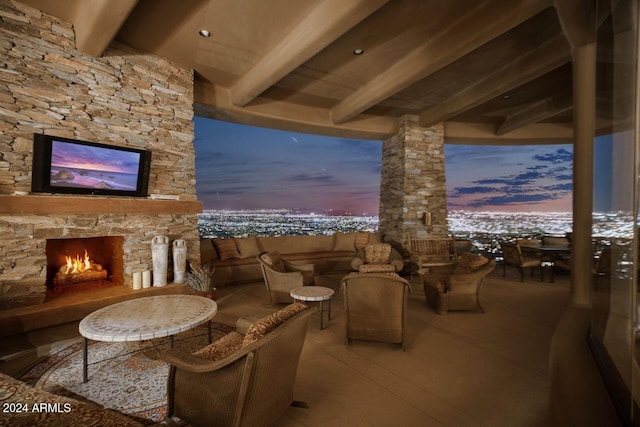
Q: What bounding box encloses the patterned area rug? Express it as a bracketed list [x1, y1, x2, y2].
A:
[19, 322, 235, 424]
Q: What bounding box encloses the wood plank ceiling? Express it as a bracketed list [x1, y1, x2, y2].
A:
[20, 0, 587, 143]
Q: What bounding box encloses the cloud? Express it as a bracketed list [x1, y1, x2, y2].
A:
[533, 148, 573, 164]
[467, 193, 554, 207]
[288, 174, 335, 182]
[452, 186, 498, 195]
[447, 145, 574, 210]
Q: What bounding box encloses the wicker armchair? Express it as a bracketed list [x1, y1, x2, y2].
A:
[159, 303, 316, 427]
[341, 272, 411, 350]
[421, 253, 496, 314]
[499, 241, 543, 282]
[257, 251, 314, 304]
[350, 243, 404, 273]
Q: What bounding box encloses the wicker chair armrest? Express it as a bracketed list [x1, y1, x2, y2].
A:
[159, 347, 252, 373]
[282, 259, 314, 273]
[351, 256, 364, 270]
[265, 269, 305, 290]
[447, 277, 480, 294]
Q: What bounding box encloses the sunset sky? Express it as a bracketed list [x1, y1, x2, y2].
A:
[194, 116, 612, 214]
[51, 140, 140, 174]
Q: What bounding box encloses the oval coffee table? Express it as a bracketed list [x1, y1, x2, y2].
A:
[79, 295, 217, 382]
[290, 286, 334, 330]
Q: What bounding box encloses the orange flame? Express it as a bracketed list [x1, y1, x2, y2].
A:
[64, 250, 92, 275]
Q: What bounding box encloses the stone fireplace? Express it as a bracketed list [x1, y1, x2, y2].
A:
[0, 2, 202, 311]
[0, 199, 202, 310]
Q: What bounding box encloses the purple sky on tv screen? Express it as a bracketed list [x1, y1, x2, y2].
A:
[49, 140, 140, 191]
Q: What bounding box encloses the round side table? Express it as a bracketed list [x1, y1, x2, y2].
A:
[290, 286, 335, 330]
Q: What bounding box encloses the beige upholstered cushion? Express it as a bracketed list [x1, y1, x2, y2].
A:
[259, 251, 287, 272]
[359, 263, 396, 273]
[355, 232, 370, 249]
[235, 235, 261, 258]
[454, 253, 490, 274]
[242, 303, 308, 346]
[333, 232, 356, 251]
[192, 331, 244, 360]
[364, 243, 392, 264]
[213, 238, 240, 260]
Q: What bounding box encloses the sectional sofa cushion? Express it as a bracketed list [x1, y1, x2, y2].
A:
[214, 238, 241, 260]
[333, 232, 356, 251]
[355, 232, 370, 249]
[235, 235, 261, 258]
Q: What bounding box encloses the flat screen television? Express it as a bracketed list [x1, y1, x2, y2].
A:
[31, 134, 151, 197]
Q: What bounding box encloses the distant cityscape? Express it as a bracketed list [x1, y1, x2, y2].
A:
[198, 209, 634, 258]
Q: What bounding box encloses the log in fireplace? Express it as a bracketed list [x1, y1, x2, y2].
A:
[45, 237, 124, 297]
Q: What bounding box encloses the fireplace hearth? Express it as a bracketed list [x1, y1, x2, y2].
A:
[45, 237, 124, 297]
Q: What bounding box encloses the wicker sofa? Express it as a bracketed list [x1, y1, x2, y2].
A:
[201, 231, 381, 286]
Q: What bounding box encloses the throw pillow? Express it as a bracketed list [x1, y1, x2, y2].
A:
[364, 243, 392, 264]
[454, 252, 490, 274]
[213, 238, 240, 260]
[242, 302, 308, 346]
[235, 235, 261, 258]
[355, 232, 370, 249]
[192, 331, 244, 360]
[333, 232, 356, 251]
[259, 251, 286, 272]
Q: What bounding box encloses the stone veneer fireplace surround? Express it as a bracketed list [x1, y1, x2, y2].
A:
[0, 2, 202, 310]
[0, 195, 202, 309]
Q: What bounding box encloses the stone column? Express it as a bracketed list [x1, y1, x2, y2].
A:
[379, 115, 449, 252]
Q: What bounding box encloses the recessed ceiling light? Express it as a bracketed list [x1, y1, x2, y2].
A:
[353, 48, 364, 55]
[198, 29, 211, 38]
[502, 94, 512, 99]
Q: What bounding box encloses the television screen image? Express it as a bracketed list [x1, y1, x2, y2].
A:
[31, 134, 151, 197]
[50, 141, 141, 191]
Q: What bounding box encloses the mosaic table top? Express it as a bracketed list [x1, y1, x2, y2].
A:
[290, 286, 334, 302]
[79, 295, 217, 342]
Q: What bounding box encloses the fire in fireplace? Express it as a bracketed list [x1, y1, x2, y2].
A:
[54, 249, 108, 287]
[46, 236, 124, 296]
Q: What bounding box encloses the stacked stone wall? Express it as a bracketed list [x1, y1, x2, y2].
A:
[0, 0, 199, 308]
[379, 115, 449, 252]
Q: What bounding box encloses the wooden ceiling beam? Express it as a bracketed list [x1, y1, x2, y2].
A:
[330, 0, 553, 124]
[495, 91, 573, 135]
[230, 0, 389, 107]
[419, 33, 571, 128]
[73, 0, 139, 56]
[445, 121, 573, 144]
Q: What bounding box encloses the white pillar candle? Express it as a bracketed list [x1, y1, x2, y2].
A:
[132, 272, 142, 290]
[142, 270, 151, 288]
